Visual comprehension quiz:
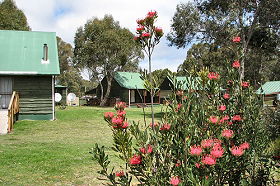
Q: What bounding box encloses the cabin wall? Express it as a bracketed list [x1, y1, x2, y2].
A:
[13, 76, 53, 120]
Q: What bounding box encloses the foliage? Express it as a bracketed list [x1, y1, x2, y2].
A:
[151, 68, 175, 85]
[92, 37, 277, 185]
[168, 0, 280, 85]
[0, 0, 30, 30]
[74, 15, 143, 106]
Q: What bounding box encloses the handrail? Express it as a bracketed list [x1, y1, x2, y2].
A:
[8, 91, 19, 133]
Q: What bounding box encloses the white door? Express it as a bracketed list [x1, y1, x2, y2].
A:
[130, 90, 135, 103]
[0, 77, 13, 109]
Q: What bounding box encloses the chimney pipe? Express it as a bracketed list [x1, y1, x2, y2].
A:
[43, 44, 48, 61]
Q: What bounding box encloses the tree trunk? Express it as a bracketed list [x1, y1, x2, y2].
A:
[100, 76, 113, 106]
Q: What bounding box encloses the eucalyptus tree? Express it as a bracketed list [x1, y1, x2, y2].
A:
[74, 15, 143, 106]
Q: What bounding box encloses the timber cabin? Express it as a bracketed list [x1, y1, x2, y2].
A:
[256, 81, 280, 106]
[95, 72, 160, 107]
[0, 30, 60, 133]
[159, 76, 201, 102]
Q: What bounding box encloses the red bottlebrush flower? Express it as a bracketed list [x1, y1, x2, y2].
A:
[104, 112, 114, 119]
[112, 117, 123, 126]
[222, 129, 234, 138]
[190, 145, 203, 156]
[115, 170, 124, 177]
[140, 147, 146, 154]
[115, 102, 126, 110]
[147, 144, 153, 154]
[219, 115, 230, 124]
[202, 155, 216, 166]
[210, 146, 224, 158]
[227, 121, 233, 125]
[231, 146, 244, 156]
[155, 27, 163, 33]
[240, 142, 250, 150]
[117, 110, 126, 117]
[218, 105, 226, 111]
[232, 115, 242, 121]
[241, 81, 250, 88]
[208, 72, 220, 80]
[201, 139, 214, 148]
[129, 154, 142, 165]
[209, 116, 219, 124]
[232, 60, 240, 68]
[223, 93, 230, 99]
[195, 163, 201, 168]
[142, 32, 151, 37]
[136, 19, 145, 25]
[122, 122, 129, 129]
[232, 36, 241, 43]
[213, 138, 222, 146]
[160, 123, 171, 131]
[147, 11, 157, 18]
[175, 161, 181, 167]
[136, 26, 144, 31]
[176, 103, 182, 111]
[170, 176, 180, 186]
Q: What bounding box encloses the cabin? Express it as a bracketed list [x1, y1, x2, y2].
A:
[159, 76, 201, 102]
[0, 30, 60, 133]
[256, 81, 280, 106]
[94, 72, 160, 107]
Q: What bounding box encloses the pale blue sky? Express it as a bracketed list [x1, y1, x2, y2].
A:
[14, 0, 191, 74]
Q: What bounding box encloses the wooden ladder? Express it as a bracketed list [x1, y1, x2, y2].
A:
[7, 91, 19, 133]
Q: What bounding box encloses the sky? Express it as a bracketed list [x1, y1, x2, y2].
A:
[14, 0, 191, 76]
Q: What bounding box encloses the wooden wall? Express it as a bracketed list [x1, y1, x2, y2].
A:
[13, 76, 53, 120]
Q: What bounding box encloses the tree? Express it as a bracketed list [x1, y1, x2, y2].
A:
[168, 0, 280, 84]
[74, 15, 143, 106]
[151, 68, 174, 84]
[56, 37, 87, 97]
[0, 0, 30, 30]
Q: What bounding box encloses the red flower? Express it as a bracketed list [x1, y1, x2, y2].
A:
[133, 36, 140, 41]
[202, 155, 216, 166]
[129, 154, 142, 165]
[195, 163, 201, 168]
[210, 146, 224, 158]
[170, 176, 180, 186]
[136, 26, 144, 31]
[155, 27, 163, 33]
[150, 122, 159, 128]
[232, 60, 240, 68]
[209, 116, 219, 124]
[115, 170, 124, 177]
[222, 129, 234, 138]
[176, 103, 182, 111]
[218, 105, 226, 111]
[241, 81, 250, 88]
[231, 146, 244, 156]
[219, 115, 230, 124]
[160, 123, 171, 131]
[232, 36, 241, 43]
[240, 142, 250, 150]
[104, 112, 114, 119]
[175, 161, 181, 167]
[117, 110, 126, 117]
[136, 19, 145, 25]
[232, 115, 242, 121]
[223, 93, 230, 99]
[147, 144, 153, 154]
[142, 32, 151, 37]
[112, 117, 123, 126]
[208, 72, 220, 80]
[147, 11, 157, 18]
[201, 139, 214, 148]
[122, 122, 129, 129]
[140, 147, 146, 154]
[190, 145, 203, 156]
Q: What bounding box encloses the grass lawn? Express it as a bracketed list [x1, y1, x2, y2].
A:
[0, 106, 161, 185]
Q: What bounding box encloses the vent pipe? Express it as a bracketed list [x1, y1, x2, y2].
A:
[43, 44, 48, 61]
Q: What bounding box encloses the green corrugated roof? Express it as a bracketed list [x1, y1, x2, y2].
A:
[0, 30, 60, 75]
[256, 81, 280, 95]
[55, 85, 67, 88]
[114, 72, 145, 89]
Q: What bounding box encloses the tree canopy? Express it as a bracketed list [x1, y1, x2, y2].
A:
[168, 0, 280, 85]
[74, 15, 143, 106]
[0, 0, 30, 30]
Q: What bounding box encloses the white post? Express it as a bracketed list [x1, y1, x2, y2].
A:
[128, 89, 131, 108]
[52, 76, 55, 120]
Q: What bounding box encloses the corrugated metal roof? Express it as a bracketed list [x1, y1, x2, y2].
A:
[256, 81, 280, 95]
[0, 30, 60, 75]
[114, 72, 145, 89]
[55, 85, 67, 88]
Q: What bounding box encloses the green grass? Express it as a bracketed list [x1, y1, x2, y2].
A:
[0, 106, 161, 185]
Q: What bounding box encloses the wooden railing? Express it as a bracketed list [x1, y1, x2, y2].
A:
[8, 91, 19, 133]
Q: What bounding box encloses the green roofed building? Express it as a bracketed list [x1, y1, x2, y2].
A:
[256, 81, 280, 95]
[93, 72, 160, 107]
[0, 30, 60, 121]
